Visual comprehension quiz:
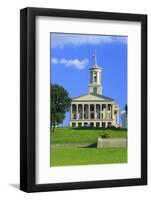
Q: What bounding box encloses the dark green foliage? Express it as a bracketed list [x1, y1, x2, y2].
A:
[100, 132, 110, 138]
[51, 83, 71, 131]
[125, 104, 127, 116]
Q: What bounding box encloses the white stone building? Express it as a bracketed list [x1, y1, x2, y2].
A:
[69, 54, 120, 128]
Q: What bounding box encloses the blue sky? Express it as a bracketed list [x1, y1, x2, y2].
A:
[50, 33, 127, 126]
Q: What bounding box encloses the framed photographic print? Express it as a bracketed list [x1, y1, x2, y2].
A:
[20, 7, 147, 192]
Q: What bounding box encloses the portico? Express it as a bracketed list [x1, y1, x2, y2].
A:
[70, 100, 119, 127]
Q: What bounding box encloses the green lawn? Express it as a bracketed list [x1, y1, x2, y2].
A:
[50, 127, 128, 166]
[51, 147, 127, 166]
[51, 127, 127, 144]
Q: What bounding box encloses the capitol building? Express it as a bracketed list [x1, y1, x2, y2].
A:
[69, 54, 120, 128]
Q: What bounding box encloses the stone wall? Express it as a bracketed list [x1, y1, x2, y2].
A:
[97, 138, 127, 148]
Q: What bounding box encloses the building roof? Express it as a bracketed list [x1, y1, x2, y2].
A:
[89, 64, 102, 70]
[72, 93, 114, 102]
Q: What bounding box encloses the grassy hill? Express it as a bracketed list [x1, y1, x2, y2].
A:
[51, 127, 127, 144]
[50, 127, 128, 166]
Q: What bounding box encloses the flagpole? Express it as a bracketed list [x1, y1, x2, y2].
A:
[95, 50, 97, 65]
[92, 51, 97, 65]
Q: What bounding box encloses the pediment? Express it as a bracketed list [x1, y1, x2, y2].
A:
[72, 93, 114, 102]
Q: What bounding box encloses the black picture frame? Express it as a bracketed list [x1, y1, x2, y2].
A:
[20, 7, 147, 192]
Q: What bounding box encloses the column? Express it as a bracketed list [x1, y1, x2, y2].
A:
[106, 104, 108, 120]
[110, 104, 112, 119]
[100, 104, 102, 119]
[117, 110, 119, 125]
[105, 104, 108, 120]
[76, 104, 78, 119]
[103, 104, 105, 120]
[87, 104, 89, 119]
[94, 104, 96, 120]
[115, 112, 117, 124]
[105, 122, 107, 128]
[108, 104, 110, 119]
[82, 104, 84, 120]
[112, 105, 114, 120]
[70, 104, 72, 120]
[88, 104, 90, 120]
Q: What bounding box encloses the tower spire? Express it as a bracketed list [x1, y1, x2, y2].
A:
[92, 51, 97, 66]
[89, 52, 102, 95]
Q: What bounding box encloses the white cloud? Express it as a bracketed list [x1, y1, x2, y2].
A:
[51, 58, 89, 70]
[51, 33, 127, 48]
[51, 58, 58, 64]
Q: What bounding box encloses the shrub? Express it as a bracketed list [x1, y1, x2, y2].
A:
[100, 133, 110, 138]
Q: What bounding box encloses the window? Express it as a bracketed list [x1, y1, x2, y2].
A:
[94, 72, 97, 83]
[72, 122, 76, 127]
[108, 122, 111, 127]
[84, 122, 88, 127]
[90, 122, 94, 127]
[84, 113, 88, 119]
[78, 122, 82, 127]
[96, 122, 100, 127]
[102, 122, 106, 127]
[102, 113, 103, 119]
[91, 113, 94, 119]
[73, 113, 76, 119]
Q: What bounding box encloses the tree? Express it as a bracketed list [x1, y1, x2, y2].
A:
[51, 83, 71, 132]
[125, 104, 127, 116]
